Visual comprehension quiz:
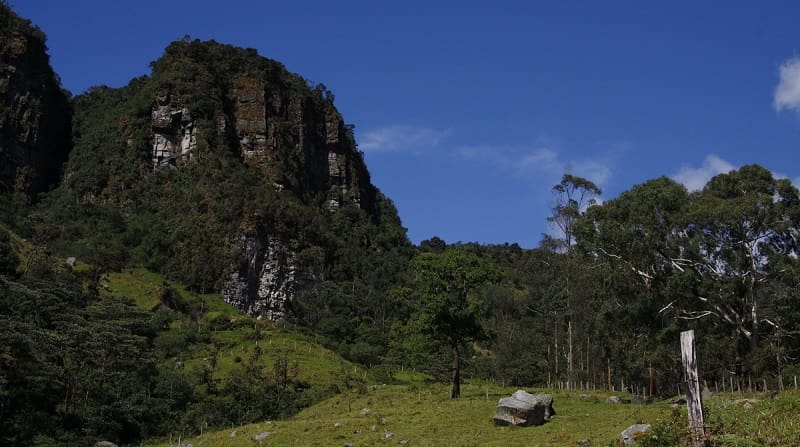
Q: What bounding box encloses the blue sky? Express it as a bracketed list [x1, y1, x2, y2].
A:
[13, 1, 800, 247]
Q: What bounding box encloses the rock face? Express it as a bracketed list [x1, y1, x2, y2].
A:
[151, 92, 195, 167]
[138, 41, 382, 319]
[148, 45, 370, 212]
[0, 5, 71, 195]
[222, 235, 305, 320]
[620, 423, 650, 446]
[493, 390, 555, 426]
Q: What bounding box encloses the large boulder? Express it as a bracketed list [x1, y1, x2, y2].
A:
[492, 390, 555, 426]
[620, 423, 651, 446]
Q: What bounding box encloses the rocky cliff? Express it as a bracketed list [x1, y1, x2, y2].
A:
[0, 5, 71, 196]
[144, 41, 378, 318]
[56, 39, 399, 320]
[145, 42, 372, 211]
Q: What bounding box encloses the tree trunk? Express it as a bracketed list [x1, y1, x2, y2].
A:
[554, 320, 559, 375]
[451, 345, 461, 399]
[566, 320, 573, 390]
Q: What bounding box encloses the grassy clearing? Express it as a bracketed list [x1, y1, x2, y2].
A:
[102, 267, 364, 390]
[144, 384, 672, 447]
[178, 327, 364, 388]
[101, 267, 233, 315]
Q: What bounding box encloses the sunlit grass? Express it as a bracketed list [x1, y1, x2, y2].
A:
[144, 383, 673, 447]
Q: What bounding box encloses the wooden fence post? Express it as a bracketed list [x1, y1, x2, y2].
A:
[681, 330, 705, 447]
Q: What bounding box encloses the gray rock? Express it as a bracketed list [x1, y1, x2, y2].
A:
[66, 257, 76, 266]
[94, 442, 118, 447]
[607, 395, 622, 404]
[222, 235, 307, 320]
[620, 423, 651, 446]
[493, 390, 555, 426]
[577, 440, 591, 446]
[385, 432, 394, 440]
[399, 439, 410, 446]
[253, 431, 271, 441]
[359, 407, 370, 416]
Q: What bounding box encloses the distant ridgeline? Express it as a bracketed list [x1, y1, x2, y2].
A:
[4, 28, 409, 320]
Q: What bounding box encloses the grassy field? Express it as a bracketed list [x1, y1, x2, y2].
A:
[139, 378, 800, 447]
[143, 383, 676, 447]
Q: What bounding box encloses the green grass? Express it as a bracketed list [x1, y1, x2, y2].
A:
[140, 381, 800, 447]
[704, 391, 800, 446]
[143, 384, 673, 447]
[102, 266, 365, 390]
[176, 327, 365, 388]
[101, 267, 235, 315]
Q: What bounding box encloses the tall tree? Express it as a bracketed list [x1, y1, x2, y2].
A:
[576, 167, 800, 378]
[546, 174, 601, 384]
[684, 165, 800, 374]
[408, 249, 501, 398]
[547, 174, 602, 250]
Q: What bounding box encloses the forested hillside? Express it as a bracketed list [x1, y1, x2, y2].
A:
[2, 3, 800, 446]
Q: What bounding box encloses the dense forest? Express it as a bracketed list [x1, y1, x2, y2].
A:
[2, 3, 800, 446]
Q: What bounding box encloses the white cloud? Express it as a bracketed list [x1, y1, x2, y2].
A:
[358, 125, 451, 153]
[771, 171, 800, 189]
[516, 148, 612, 187]
[456, 145, 613, 187]
[672, 155, 800, 191]
[671, 154, 736, 191]
[775, 57, 800, 113]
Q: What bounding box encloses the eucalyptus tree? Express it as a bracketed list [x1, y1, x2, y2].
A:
[574, 176, 692, 389]
[576, 166, 800, 378]
[546, 174, 601, 384]
[684, 165, 800, 373]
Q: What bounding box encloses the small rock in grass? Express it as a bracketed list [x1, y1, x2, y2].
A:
[360, 407, 370, 416]
[385, 432, 394, 440]
[620, 424, 650, 446]
[253, 431, 271, 441]
[399, 439, 410, 446]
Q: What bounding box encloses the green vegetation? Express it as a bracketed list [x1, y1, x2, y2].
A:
[3, 3, 800, 445]
[139, 382, 800, 447]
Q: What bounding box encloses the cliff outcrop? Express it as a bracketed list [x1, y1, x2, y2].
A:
[55, 39, 401, 320]
[0, 5, 71, 195]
